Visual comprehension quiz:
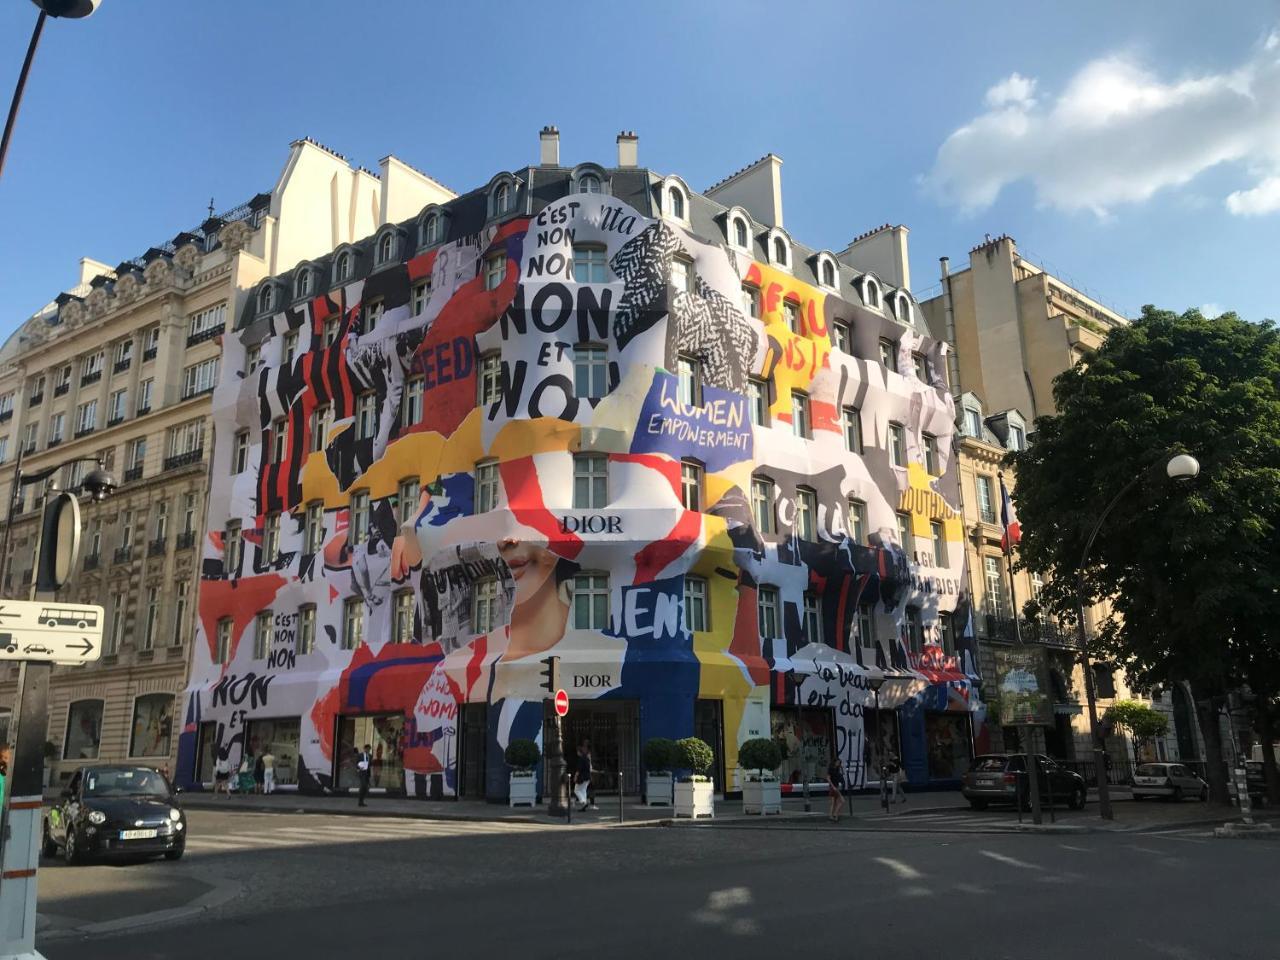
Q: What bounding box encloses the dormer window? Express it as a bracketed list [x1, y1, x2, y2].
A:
[733, 218, 748, 248]
[668, 186, 685, 220]
[965, 408, 982, 436]
[258, 286, 275, 314]
[421, 213, 441, 246]
[296, 269, 313, 299]
[493, 182, 511, 216]
[895, 293, 912, 322]
[1009, 424, 1026, 451]
[772, 237, 788, 266]
[578, 174, 601, 194]
[863, 278, 881, 310]
[822, 260, 836, 288]
[376, 232, 396, 265]
[334, 251, 352, 284]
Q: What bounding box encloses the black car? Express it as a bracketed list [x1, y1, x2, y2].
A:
[961, 753, 1088, 810]
[43, 765, 186, 864]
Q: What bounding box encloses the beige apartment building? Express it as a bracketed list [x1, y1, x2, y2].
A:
[0, 137, 453, 788]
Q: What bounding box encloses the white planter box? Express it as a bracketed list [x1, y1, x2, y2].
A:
[645, 772, 673, 806]
[674, 779, 714, 819]
[509, 772, 537, 808]
[742, 778, 781, 815]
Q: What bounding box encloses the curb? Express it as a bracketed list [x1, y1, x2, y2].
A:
[38, 875, 242, 943]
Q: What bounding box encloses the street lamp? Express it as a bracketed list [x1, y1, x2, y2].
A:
[1077, 452, 1200, 820]
[867, 673, 888, 813]
[0, 0, 103, 182]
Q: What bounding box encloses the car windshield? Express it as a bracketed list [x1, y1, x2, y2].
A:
[1135, 764, 1167, 776]
[83, 769, 170, 798]
[972, 757, 1008, 772]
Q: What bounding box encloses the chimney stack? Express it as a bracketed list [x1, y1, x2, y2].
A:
[616, 130, 638, 168]
[539, 125, 560, 166]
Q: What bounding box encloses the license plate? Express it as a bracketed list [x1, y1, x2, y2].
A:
[119, 829, 158, 840]
[978, 776, 998, 785]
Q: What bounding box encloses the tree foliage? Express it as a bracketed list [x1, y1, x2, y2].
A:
[1103, 699, 1169, 757]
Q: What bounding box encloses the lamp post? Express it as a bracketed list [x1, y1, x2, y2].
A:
[0, 1, 102, 183]
[1077, 453, 1200, 820]
[867, 673, 888, 813]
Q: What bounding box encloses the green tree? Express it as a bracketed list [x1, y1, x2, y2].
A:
[1008, 307, 1280, 804]
[1103, 700, 1169, 761]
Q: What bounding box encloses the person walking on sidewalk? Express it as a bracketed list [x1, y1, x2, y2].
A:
[885, 753, 907, 806]
[260, 749, 276, 795]
[574, 741, 598, 811]
[826, 755, 846, 821]
[237, 751, 256, 796]
[213, 753, 231, 797]
[357, 744, 373, 807]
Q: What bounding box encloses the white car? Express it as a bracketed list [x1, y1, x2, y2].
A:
[1131, 762, 1208, 801]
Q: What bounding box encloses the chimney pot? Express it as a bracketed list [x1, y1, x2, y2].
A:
[539, 125, 560, 166]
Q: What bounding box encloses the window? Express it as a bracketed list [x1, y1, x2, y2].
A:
[833, 320, 851, 353]
[977, 476, 996, 523]
[896, 512, 913, 554]
[896, 295, 912, 322]
[76, 400, 97, 434]
[323, 316, 340, 346]
[153, 500, 168, 540]
[171, 580, 188, 645]
[913, 353, 928, 382]
[757, 585, 780, 639]
[55, 364, 71, 391]
[182, 493, 196, 534]
[572, 245, 608, 283]
[264, 512, 281, 561]
[398, 479, 420, 526]
[677, 355, 701, 407]
[190, 303, 226, 338]
[847, 498, 867, 544]
[684, 576, 708, 632]
[215, 618, 232, 664]
[472, 578, 499, 634]
[984, 556, 1005, 612]
[144, 325, 160, 357]
[283, 331, 299, 365]
[796, 487, 817, 541]
[309, 405, 331, 453]
[478, 353, 502, 405]
[350, 491, 370, 546]
[364, 298, 383, 333]
[751, 477, 775, 534]
[493, 182, 511, 215]
[271, 417, 287, 464]
[48, 412, 65, 445]
[253, 611, 273, 659]
[137, 378, 153, 414]
[905, 607, 924, 653]
[88, 519, 102, 558]
[803, 592, 823, 642]
[66, 459, 84, 489]
[842, 406, 862, 453]
[377, 232, 396, 264]
[857, 605, 876, 646]
[297, 605, 316, 655]
[733, 218, 748, 248]
[142, 586, 160, 651]
[0, 392, 12, 417]
[670, 257, 692, 294]
[394, 589, 416, 643]
[421, 213, 440, 246]
[342, 598, 363, 650]
[923, 433, 939, 474]
[400, 376, 424, 426]
[931, 520, 947, 567]
[27, 375, 44, 403]
[109, 389, 127, 422]
[965, 408, 982, 436]
[822, 260, 836, 288]
[127, 436, 147, 470]
[296, 269, 313, 299]
[23, 422, 37, 453]
[356, 392, 377, 440]
[772, 236, 788, 266]
[783, 300, 801, 334]
[334, 251, 352, 283]
[567, 346, 608, 401]
[668, 186, 685, 219]
[412, 280, 429, 316]
[0, 436, 7, 464]
[578, 174, 602, 194]
[680, 460, 702, 511]
[572, 573, 610, 630]
[108, 592, 126, 653]
[879, 338, 898, 372]
[1009, 425, 1026, 451]
[114, 339, 133, 367]
[258, 286, 275, 313]
[183, 357, 219, 398]
[129, 693, 174, 758]
[304, 501, 324, 553]
[232, 430, 249, 473]
[476, 461, 499, 513]
[747, 377, 768, 426]
[573, 454, 608, 509]
[82, 351, 104, 378]
[864, 278, 881, 309]
[742, 283, 761, 319]
[483, 253, 505, 291]
[889, 422, 906, 467]
[224, 520, 243, 573]
[63, 700, 104, 760]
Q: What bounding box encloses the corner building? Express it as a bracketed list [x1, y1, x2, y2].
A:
[180, 133, 980, 799]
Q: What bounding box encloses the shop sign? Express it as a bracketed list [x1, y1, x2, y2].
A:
[993, 645, 1053, 726]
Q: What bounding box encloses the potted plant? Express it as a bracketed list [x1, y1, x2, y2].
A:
[505, 738, 540, 808]
[42, 740, 58, 791]
[643, 737, 676, 806]
[673, 736, 715, 819]
[738, 738, 782, 815]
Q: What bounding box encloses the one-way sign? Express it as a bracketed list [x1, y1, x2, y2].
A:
[0, 601, 104, 663]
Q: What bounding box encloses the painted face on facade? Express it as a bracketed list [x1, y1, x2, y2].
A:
[498, 537, 558, 605]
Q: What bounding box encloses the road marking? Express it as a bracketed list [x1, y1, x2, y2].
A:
[1058, 843, 1090, 852]
[872, 856, 923, 880]
[978, 849, 1043, 870]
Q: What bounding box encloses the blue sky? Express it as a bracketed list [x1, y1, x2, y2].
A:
[1, 0, 1277, 339]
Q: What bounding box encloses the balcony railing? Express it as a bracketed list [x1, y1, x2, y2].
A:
[0, 409, 11, 422]
[28, 393, 42, 406]
[175, 530, 195, 551]
[113, 359, 131, 374]
[113, 546, 132, 564]
[123, 464, 143, 483]
[74, 426, 95, 439]
[106, 415, 125, 427]
[47, 437, 63, 448]
[135, 404, 151, 417]
[80, 371, 101, 386]
[186, 323, 225, 347]
[148, 537, 167, 557]
[54, 383, 69, 397]
[83, 553, 99, 571]
[164, 448, 204, 470]
[142, 347, 157, 362]
[979, 608, 1078, 648]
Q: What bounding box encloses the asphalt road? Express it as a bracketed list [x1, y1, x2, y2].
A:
[39, 807, 1278, 960]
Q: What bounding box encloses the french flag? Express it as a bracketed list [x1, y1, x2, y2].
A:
[998, 472, 1021, 553]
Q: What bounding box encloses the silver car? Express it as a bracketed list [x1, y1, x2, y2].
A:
[1131, 762, 1207, 801]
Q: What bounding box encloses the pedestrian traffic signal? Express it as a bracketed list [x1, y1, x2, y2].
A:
[540, 655, 560, 695]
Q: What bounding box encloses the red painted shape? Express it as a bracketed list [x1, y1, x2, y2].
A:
[197, 574, 288, 666]
[729, 582, 771, 687]
[613, 451, 680, 500]
[634, 509, 700, 583]
[499, 456, 583, 560]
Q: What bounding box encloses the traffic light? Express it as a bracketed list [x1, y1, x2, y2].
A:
[540, 655, 560, 696]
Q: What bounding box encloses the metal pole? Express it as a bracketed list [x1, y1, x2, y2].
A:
[876, 687, 888, 813]
[545, 709, 567, 819]
[1004, 536, 1042, 825]
[0, 10, 48, 183]
[0, 452, 25, 593]
[617, 769, 623, 825]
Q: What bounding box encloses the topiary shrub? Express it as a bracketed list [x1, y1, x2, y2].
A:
[738, 738, 781, 779]
[504, 738, 540, 771]
[674, 737, 714, 782]
[643, 737, 676, 773]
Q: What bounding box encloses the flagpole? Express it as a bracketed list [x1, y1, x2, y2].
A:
[999, 470, 1041, 824]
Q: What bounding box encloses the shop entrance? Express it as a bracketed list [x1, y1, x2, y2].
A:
[771, 706, 836, 787]
[459, 703, 487, 799]
[558, 700, 639, 795]
[335, 714, 406, 794]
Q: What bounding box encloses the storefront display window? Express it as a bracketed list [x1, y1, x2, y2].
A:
[863, 708, 901, 784]
[64, 699, 104, 760]
[770, 707, 833, 784]
[336, 715, 405, 793]
[925, 713, 972, 780]
[129, 693, 174, 758]
[247, 717, 302, 786]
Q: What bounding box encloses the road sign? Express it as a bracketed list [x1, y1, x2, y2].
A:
[554, 688, 569, 717]
[0, 601, 103, 662]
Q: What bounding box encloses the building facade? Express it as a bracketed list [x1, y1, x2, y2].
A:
[179, 131, 984, 800]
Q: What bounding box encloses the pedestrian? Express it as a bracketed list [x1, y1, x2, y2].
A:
[826, 755, 846, 822]
[886, 753, 907, 805]
[574, 741, 598, 811]
[238, 750, 256, 796]
[357, 744, 373, 807]
[253, 752, 266, 795]
[0, 743, 10, 808]
[260, 749, 276, 795]
[213, 753, 231, 797]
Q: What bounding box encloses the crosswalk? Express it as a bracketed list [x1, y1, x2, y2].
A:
[856, 809, 1033, 831]
[183, 816, 560, 857]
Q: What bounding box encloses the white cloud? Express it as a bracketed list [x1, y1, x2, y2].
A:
[1200, 303, 1225, 318]
[924, 33, 1280, 217]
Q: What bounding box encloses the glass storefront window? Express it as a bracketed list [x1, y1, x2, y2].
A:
[247, 717, 302, 786]
[770, 707, 834, 784]
[925, 713, 973, 779]
[129, 693, 174, 758]
[64, 699, 104, 760]
[863, 708, 901, 784]
[336, 715, 406, 793]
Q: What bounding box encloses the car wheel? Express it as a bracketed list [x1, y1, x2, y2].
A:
[1199, 785, 1208, 802]
[41, 823, 58, 859]
[1133, 794, 1144, 802]
[969, 799, 989, 811]
[1172, 786, 1184, 802]
[63, 829, 81, 866]
[1069, 787, 1086, 811]
[164, 842, 185, 861]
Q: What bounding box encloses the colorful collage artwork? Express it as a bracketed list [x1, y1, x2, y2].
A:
[179, 190, 981, 796]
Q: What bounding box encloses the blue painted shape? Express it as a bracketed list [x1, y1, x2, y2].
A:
[630, 372, 752, 472]
[898, 698, 930, 786]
